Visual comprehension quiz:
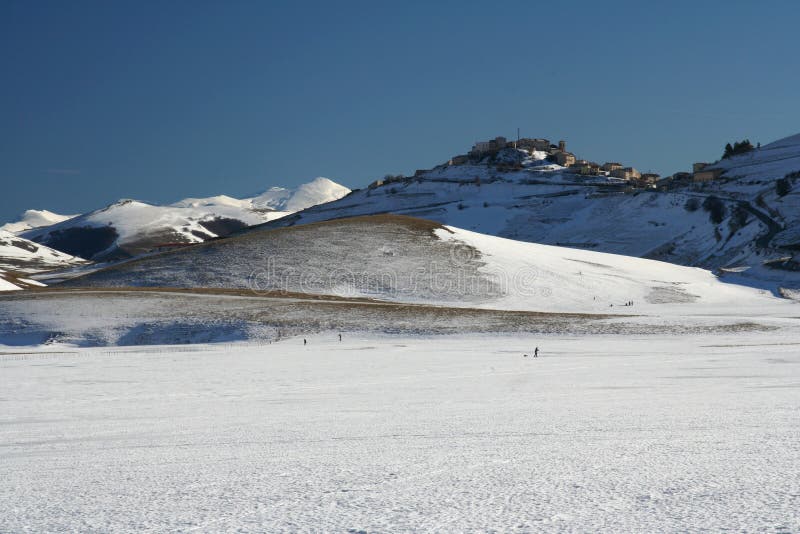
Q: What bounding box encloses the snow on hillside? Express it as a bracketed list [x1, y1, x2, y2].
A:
[21, 199, 266, 261]
[0, 229, 85, 275]
[438, 226, 785, 315]
[20, 178, 351, 261]
[247, 177, 351, 211]
[258, 134, 800, 291]
[170, 177, 350, 225]
[0, 269, 46, 291]
[173, 177, 350, 213]
[60, 214, 791, 316]
[0, 272, 21, 291]
[260, 169, 766, 272]
[0, 209, 75, 233]
[170, 194, 254, 210]
[711, 133, 800, 182]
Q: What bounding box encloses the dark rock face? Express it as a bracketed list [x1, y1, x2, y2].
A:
[33, 226, 119, 260]
[198, 217, 249, 237]
[10, 239, 38, 253]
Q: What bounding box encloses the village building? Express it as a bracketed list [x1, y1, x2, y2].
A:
[602, 162, 623, 172]
[693, 168, 724, 182]
[516, 138, 551, 152]
[555, 151, 576, 166]
[631, 173, 660, 188]
[449, 155, 469, 166]
[569, 160, 602, 176]
[470, 136, 508, 155]
[610, 167, 641, 181]
[571, 162, 592, 175]
[658, 172, 691, 189]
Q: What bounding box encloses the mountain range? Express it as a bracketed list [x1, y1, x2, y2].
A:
[5, 177, 350, 262]
[1, 132, 799, 295]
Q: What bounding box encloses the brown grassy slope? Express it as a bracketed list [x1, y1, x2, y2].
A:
[57, 214, 496, 305]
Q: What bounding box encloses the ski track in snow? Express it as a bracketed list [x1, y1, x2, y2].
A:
[1, 332, 799, 532]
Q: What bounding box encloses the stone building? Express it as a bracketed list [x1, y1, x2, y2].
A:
[555, 151, 576, 167]
[470, 136, 508, 155]
[610, 167, 641, 181]
[602, 162, 623, 172]
[693, 168, 724, 182]
[516, 138, 551, 152]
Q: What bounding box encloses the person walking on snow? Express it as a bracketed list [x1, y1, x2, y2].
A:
[534, 347, 539, 358]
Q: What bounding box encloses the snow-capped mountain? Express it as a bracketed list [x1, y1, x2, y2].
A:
[0, 209, 75, 233]
[250, 177, 352, 212]
[18, 177, 351, 261]
[0, 229, 86, 282]
[256, 134, 800, 291]
[172, 177, 351, 212]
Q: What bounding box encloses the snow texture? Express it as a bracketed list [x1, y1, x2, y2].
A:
[1, 332, 798, 532]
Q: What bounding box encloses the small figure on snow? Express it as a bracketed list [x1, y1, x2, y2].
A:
[338, 333, 342, 342]
[304, 338, 307, 346]
[534, 347, 539, 358]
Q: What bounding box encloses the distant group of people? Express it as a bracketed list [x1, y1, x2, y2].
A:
[610, 300, 635, 307]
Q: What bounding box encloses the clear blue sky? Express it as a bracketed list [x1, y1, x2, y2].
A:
[2, 0, 799, 222]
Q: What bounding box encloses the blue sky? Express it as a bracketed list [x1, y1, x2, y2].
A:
[2, 0, 799, 222]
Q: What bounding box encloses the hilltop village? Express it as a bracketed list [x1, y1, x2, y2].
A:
[445, 136, 722, 189]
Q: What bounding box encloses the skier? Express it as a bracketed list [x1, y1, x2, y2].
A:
[534, 347, 539, 358]
[338, 333, 342, 342]
[304, 338, 307, 346]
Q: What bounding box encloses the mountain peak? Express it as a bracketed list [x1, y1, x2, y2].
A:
[251, 177, 350, 212]
[0, 209, 74, 233]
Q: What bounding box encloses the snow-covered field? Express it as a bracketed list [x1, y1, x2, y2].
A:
[1, 332, 798, 532]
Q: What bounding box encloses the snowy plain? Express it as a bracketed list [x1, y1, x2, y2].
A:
[1, 331, 799, 532]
